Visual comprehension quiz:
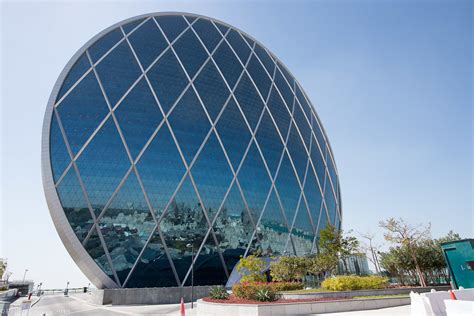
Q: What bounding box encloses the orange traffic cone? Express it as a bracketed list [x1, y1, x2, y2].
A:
[180, 297, 186, 316]
[449, 290, 457, 300]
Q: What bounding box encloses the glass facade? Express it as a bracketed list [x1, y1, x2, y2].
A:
[44, 13, 341, 289]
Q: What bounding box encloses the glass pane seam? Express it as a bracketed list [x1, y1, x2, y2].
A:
[52, 110, 120, 285]
[54, 67, 94, 108]
[121, 223, 158, 287]
[54, 161, 74, 187]
[71, 161, 121, 286]
[124, 16, 152, 38]
[156, 226, 183, 286]
[71, 112, 112, 163]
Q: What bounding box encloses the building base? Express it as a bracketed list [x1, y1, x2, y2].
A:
[84, 286, 212, 305]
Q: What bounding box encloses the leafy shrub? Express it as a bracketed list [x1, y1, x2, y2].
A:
[236, 255, 266, 282]
[321, 275, 389, 291]
[268, 282, 304, 292]
[232, 281, 302, 300]
[254, 288, 278, 302]
[209, 286, 229, 299]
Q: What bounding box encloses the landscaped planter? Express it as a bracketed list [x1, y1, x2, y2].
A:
[280, 285, 451, 300]
[197, 296, 410, 316]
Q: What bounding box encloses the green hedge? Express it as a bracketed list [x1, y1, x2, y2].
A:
[232, 282, 303, 300]
[321, 275, 389, 291]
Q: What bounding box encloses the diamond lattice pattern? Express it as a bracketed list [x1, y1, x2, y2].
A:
[49, 14, 341, 288]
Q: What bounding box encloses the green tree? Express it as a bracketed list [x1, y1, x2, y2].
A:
[0, 259, 5, 278]
[379, 218, 431, 287]
[236, 255, 266, 282]
[270, 256, 309, 282]
[339, 232, 360, 274]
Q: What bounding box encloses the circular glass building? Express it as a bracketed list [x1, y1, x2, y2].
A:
[42, 12, 341, 289]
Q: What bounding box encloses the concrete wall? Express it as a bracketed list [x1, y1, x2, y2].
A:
[281, 285, 451, 300]
[197, 296, 411, 316]
[87, 286, 212, 305]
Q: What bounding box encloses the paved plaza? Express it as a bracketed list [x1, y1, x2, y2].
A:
[7, 293, 411, 316]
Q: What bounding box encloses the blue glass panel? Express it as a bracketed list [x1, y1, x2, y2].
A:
[326, 153, 338, 196]
[125, 231, 178, 287]
[215, 98, 251, 170]
[237, 142, 271, 223]
[336, 212, 341, 231]
[277, 61, 294, 90]
[255, 109, 284, 177]
[194, 61, 230, 122]
[275, 152, 301, 224]
[84, 228, 115, 280]
[312, 115, 327, 157]
[234, 73, 265, 131]
[99, 170, 155, 285]
[128, 19, 168, 69]
[182, 233, 227, 286]
[295, 83, 313, 121]
[57, 71, 110, 155]
[115, 78, 163, 159]
[56, 53, 91, 101]
[267, 86, 292, 139]
[324, 173, 337, 226]
[95, 41, 141, 107]
[214, 22, 229, 35]
[274, 68, 294, 114]
[56, 167, 93, 242]
[337, 182, 342, 217]
[242, 34, 254, 48]
[293, 100, 312, 150]
[184, 15, 197, 23]
[147, 49, 188, 114]
[88, 28, 123, 63]
[160, 176, 211, 284]
[192, 18, 222, 52]
[137, 124, 186, 217]
[226, 29, 251, 64]
[287, 123, 308, 182]
[169, 88, 211, 164]
[254, 44, 275, 77]
[50, 114, 71, 183]
[122, 18, 145, 34]
[76, 117, 131, 216]
[292, 202, 315, 256]
[247, 54, 272, 100]
[213, 41, 243, 89]
[257, 189, 289, 256]
[304, 167, 323, 226]
[316, 204, 329, 237]
[173, 29, 208, 78]
[213, 183, 254, 273]
[310, 135, 326, 183]
[191, 132, 233, 221]
[285, 236, 297, 256]
[155, 15, 188, 43]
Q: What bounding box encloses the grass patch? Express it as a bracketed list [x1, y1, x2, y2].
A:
[280, 288, 336, 293]
[353, 294, 409, 299]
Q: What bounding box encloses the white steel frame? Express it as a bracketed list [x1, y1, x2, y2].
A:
[42, 12, 342, 289]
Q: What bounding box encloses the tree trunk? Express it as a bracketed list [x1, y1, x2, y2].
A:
[411, 250, 427, 287]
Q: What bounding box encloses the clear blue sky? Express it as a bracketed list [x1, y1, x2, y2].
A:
[1, 0, 472, 288]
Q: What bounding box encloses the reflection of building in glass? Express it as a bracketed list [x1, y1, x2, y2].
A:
[338, 254, 370, 275]
[42, 13, 341, 289]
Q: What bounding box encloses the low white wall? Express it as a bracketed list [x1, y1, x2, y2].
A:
[197, 296, 410, 316]
[281, 286, 450, 300]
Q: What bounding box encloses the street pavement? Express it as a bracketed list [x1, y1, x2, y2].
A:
[8, 294, 197, 316]
[8, 294, 410, 316]
[313, 305, 410, 315]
